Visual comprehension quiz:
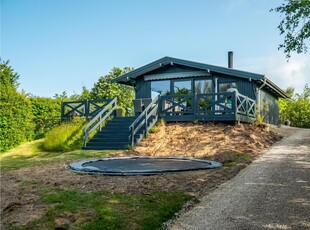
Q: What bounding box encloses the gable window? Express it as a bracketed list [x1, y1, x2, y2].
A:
[219, 82, 237, 93]
[195, 79, 212, 94]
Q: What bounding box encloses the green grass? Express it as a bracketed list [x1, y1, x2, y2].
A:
[43, 118, 86, 151]
[223, 152, 251, 167]
[14, 185, 191, 230]
[0, 139, 114, 172]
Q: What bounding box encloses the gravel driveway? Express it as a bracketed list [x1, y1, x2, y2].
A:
[169, 128, 310, 230]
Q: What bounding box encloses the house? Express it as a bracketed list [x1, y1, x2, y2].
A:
[80, 53, 288, 150]
[114, 53, 287, 124]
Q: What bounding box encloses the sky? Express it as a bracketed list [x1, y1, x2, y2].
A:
[1, 0, 309, 97]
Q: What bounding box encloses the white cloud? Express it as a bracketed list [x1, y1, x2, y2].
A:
[265, 53, 310, 94]
[236, 53, 310, 94]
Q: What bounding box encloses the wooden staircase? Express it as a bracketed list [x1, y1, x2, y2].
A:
[83, 96, 159, 150]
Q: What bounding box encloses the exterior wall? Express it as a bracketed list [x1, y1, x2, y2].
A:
[135, 77, 151, 99]
[259, 89, 279, 125]
[135, 66, 257, 103]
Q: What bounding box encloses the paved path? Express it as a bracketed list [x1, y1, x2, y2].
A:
[169, 128, 310, 230]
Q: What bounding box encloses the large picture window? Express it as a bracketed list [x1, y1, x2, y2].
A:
[195, 79, 212, 94]
[173, 80, 192, 95]
[151, 80, 170, 99]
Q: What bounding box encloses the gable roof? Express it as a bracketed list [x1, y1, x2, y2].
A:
[114, 56, 288, 98]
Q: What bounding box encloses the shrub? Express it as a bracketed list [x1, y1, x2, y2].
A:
[0, 61, 34, 152]
[43, 118, 86, 152]
[30, 97, 62, 139]
[279, 85, 310, 128]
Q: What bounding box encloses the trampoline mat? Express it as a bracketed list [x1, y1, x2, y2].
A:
[67, 157, 222, 175]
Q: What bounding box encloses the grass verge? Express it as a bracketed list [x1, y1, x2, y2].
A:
[15, 183, 191, 230]
[0, 139, 114, 172]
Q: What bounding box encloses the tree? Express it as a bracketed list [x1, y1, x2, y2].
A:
[272, 0, 310, 59]
[53, 91, 68, 100]
[90, 67, 134, 114]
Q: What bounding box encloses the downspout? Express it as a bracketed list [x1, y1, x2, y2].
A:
[257, 77, 267, 112]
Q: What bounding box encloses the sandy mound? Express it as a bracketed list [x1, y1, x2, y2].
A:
[134, 122, 281, 158]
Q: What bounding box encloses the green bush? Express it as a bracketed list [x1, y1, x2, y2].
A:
[0, 61, 35, 152]
[30, 97, 62, 139]
[43, 118, 86, 152]
[279, 85, 310, 128]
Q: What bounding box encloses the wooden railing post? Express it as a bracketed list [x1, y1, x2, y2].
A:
[131, 127, 134, 146]
[234, 92, 238, 118]
[61, 102, 65, 121]
[193, 94, 197, 119]
[246, 96, 249, 117]
[144, 111, 148, 137]
[85, 100, 89, 119]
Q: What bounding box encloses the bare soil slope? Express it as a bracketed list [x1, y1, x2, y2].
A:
[133, 122, 281, 160]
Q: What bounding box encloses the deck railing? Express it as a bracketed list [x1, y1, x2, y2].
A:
[82, 98, 117, 147]
[159, 91, 255, 121]
[129, 96, 159, 146]
[61, 99, 111, 120]
[236, 93, 256, 117]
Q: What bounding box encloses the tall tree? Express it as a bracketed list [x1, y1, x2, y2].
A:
[271, 0, 310, 59]
[90, 67, 134, 114]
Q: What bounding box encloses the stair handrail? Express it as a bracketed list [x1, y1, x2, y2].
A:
[129, 96, 159, 146]
[83, 97, 117, 147]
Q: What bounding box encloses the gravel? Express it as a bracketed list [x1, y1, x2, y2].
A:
[168, 128, 310, 230]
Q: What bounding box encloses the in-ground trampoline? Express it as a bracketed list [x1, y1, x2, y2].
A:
[67, 157, 222, 175]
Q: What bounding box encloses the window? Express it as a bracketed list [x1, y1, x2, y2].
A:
[151, 80, 170, 99]
[219, 82, 237, 93]
[173, 80, 192, 95]
[195, 79, 212, 94]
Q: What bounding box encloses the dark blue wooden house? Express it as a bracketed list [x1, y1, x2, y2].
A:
[78, 53, 287, 150]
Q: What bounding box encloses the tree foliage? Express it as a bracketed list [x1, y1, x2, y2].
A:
[279, 85, 310, 128]
[90, 67, 134, 114]
[0, 61, 35, 151]
[272, 0, 310, 59]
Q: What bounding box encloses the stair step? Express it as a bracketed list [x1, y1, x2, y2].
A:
[86, 141, 129, 147]
[112, 117, 137, 121]
[90, 137, 129, 142]
[102, 129, 130, 132]
[104, 125, 131, 129]
[95, 134, 130, 138]
[83, 146, 127, 150]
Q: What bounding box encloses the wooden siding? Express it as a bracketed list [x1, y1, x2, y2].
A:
[135, 77, 151, 99]
[259, 90, 279, 125]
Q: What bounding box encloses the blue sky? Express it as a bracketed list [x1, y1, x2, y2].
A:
[2, 0, 309, 97]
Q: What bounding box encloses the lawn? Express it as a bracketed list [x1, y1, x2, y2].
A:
[0, 140, 193, 230]
[0, 139, 113, 172]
